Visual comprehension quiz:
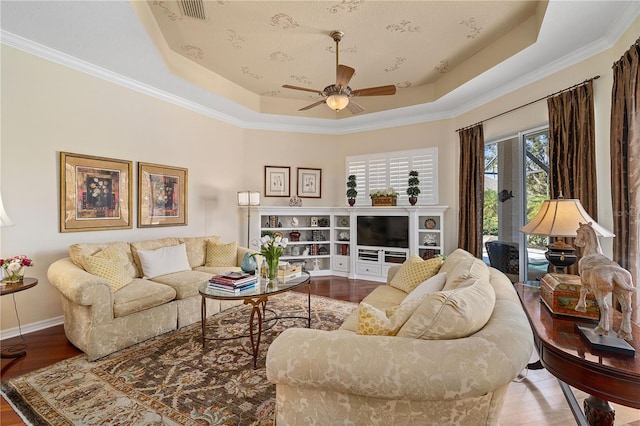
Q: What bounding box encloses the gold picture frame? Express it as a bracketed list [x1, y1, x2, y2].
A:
[60, 152, 132, 233]
[138, 162, 188, 228]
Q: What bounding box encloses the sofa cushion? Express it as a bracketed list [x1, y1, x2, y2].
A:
[131, 237, 182, 277]
[356, 295, 426, 336]
[389, 256, 443, 293]
[397, 278, 496, 340]
[83, 246, 133, 292]
[180, 236, 221, 268]
[401, 272, 447, 305]
[439, 248, 476, 274]
[205, 241, 238, 267]
[150, 270, 212, 299]
[442, 257, 490, 290]
[136, 243, 191, 279]
[340, 285, 407, 332]
[113, 279, 176, 318]
[69, 241, 137, 279]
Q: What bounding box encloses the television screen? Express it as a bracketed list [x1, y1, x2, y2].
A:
[357, 216, 409, 248]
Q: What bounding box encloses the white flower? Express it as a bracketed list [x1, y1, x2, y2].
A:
[7, 261, 22, 273]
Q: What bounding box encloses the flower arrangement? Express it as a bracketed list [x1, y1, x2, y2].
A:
[1, 255, 33, 283]
[369, 188, 398, 199]
[253, 235, 288, 280]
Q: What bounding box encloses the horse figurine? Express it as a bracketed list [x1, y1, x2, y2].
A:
[574, 222, 635, 340]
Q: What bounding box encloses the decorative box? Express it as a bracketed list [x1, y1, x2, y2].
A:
[371, 196, 397, 206]
[540, 273, 599, 319]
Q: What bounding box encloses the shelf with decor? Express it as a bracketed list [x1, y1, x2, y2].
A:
[418, 214, 443, 259]
[332, 214, 351, 274]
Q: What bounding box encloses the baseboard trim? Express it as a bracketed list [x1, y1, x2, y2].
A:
[0, 316, 64, 340]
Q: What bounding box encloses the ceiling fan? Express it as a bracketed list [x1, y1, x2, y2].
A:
[282, 31, 397, 115]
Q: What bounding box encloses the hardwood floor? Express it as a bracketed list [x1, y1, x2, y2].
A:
[2, 276, 639, 425]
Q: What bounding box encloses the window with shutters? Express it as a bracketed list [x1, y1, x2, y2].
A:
[346, 148, 438, 205]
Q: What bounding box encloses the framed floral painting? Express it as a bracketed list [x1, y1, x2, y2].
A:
[59, 152, 132, 232]
[264, 166, 290, 197]
[138, 162, 188, 227]
[297, 167, 322, 198]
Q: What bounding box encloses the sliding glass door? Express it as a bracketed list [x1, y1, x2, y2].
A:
[483, 127, 549, 282]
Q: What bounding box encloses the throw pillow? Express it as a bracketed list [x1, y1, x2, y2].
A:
[439, 248, 475, 274]
[356, 295, 426, 336]
[390, 255, 443, 293]
[442, 257, 490, 290]
[136, 243, 191, 279]
[205, 241, 238, 267]
[397, 278, 496, 340]
[401, 272, 447, 305]
[83, 246, 132, 292]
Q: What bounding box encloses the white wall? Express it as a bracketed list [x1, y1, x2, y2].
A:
[1, 16, 637, 335]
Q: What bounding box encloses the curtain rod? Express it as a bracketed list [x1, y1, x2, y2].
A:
[455, 75, 600, 133]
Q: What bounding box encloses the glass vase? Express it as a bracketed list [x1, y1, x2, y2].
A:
[3, 267, 24, 283]
[266, 256, 280, 281]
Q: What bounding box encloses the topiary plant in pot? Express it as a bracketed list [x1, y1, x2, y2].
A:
[346, 175, 357, 206]
[407, 170, 421, 205]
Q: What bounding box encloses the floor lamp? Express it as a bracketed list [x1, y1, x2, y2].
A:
[237, 191, 260, 246]
[520, 196, 614, 273]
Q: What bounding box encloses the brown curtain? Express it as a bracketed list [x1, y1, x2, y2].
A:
[611, 38, 640, 324]
[547, 80, 597, 274]
[458, 124, 484, 257]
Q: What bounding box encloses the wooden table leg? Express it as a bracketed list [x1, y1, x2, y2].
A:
[584, 395, 615, 426]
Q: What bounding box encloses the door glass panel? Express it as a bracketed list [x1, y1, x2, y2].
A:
[523, 129, 550, 281]
[483, 137, 520, 282]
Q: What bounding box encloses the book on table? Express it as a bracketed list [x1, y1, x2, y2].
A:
[208, 281, 257, 293]
[209, 272, 256, 287]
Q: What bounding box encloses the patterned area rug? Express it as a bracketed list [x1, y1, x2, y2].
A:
[1, 292, 356, 425]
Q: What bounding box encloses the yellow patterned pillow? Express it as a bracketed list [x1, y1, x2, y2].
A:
[390, 255, 443, 293]
[205, 241, 238, 267]
[356, 295, 426, 336]
[83, 246, 132, 292]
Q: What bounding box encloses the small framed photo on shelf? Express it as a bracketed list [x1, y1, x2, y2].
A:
[297, 167, 321, 198]
[265, 166, 290, 197]
[59, 152, 132, 233]
[138, 162, 188, 227]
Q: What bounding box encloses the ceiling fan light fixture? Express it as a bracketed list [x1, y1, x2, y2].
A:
[326, 93, 349, 111]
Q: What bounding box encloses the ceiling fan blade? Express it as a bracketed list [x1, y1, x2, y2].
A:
[283, 85, 324, 95]
[351, 85, 397, 97]
[336, 65, 355, 88]
[299, 99, 326, 111]
[346, 100, 365, 115]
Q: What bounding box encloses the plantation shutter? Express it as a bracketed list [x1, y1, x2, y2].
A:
[346, 148, 438, 205]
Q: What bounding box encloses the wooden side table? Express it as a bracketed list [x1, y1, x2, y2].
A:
[515, 283, 639, 426]
[1, 277, 38, 359]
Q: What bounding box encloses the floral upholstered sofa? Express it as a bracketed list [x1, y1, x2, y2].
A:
[48, 236, 253, 360]
[266, 249, 534, 425]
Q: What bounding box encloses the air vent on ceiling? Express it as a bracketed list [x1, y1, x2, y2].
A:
[178, 0, 206, 20]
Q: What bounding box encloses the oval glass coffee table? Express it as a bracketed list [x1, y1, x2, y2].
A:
[199, 271, 311, 368]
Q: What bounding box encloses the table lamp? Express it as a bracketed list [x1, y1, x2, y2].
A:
[519, 196, 614, 273]
[238, 191, 260, 246]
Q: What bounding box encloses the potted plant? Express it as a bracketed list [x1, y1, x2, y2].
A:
[369, 188, 399, 206]
[346, 175, 357, 206]
[407, 170, 421, 205]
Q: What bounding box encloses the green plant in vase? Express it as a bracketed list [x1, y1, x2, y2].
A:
[407, 170, 421, 205]
[254, 234, 288, 281]
[346, 174, 358, 206]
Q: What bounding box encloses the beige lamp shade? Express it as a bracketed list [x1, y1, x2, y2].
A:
[0, 192, 14, 227]
[520, 198, 614, 238]
[237, 191, 260, 206]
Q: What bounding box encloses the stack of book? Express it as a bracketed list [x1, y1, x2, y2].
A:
[208, 272, 257, 293]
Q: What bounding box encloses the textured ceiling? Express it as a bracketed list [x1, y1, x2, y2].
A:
[134, 0, 546, 118]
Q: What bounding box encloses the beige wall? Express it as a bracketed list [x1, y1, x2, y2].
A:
[1, 17, 637, 335]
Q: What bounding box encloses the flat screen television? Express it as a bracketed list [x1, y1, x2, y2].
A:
[357, 216, 409, 248]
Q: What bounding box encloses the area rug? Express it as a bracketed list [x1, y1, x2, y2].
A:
[1, 292, 356, 425]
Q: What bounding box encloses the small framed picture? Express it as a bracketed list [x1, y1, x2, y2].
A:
[59, 152, 132, 233]
[265, 166, 290, 197]
[138, 162, 188, 227]
[297, 167, 322, 198]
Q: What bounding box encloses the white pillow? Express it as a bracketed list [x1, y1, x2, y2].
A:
[136, 243, 191, 279]
[401, 272, 447, 305]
